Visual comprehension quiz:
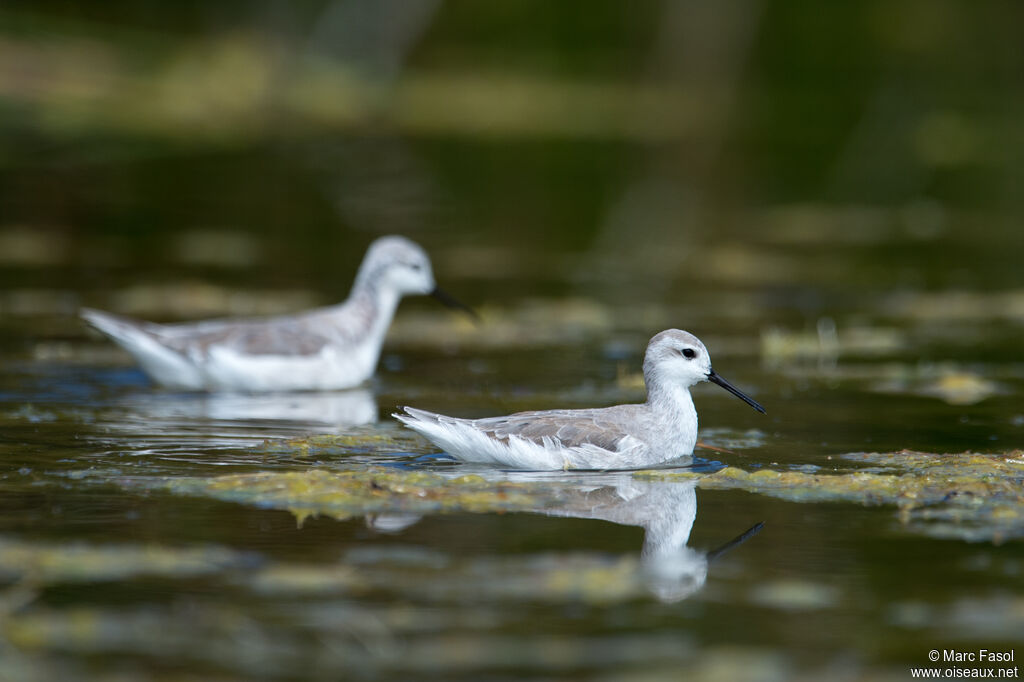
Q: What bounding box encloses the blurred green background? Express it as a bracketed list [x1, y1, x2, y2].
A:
[3, 0, 1022, 317]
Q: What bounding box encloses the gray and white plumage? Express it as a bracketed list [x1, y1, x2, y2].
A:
[394, 329, 766, 470]
[82, 236, 464, 392]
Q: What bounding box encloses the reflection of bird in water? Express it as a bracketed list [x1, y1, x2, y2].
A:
[115, 388, 378, 429]
[366, 472, 762, 602]
[535, 473, 762, 602]
[82, 236, 474, 392]
[396, 329, 765, 470]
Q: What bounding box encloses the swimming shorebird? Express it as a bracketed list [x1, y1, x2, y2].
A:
[81, 235, 475, 392]
[394, 329, 765, 470]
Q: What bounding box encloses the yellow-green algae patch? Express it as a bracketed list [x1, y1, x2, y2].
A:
[0, 537, 248, 584]
[386, 297, 613, 349]
[164, 468, 556, 522]
[640, 450, 1024, 542]
[749, 580, 841, 612]
[404, 554, 645, 605]
[247, 564, 365, 595]
[257, 428, 433, 457]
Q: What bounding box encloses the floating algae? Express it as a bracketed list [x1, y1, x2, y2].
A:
[163, 468, 557, 523]
[762, 352, 1004, 406]
[641, 450, 1024, 542]
[386, 298, 613, 349]
[246, 563, 365, 595]
[760, 321, 905, 368]
[873, 365, 1003, 405]
[361, 553, 645, 605]
[882, 288, 1024, 323]
[748, 580, 841, 612]
[0, 537, 252, 584]
[258, 427, 432, 458]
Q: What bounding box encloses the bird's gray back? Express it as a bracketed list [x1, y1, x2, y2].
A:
[150, 298, 377, 357]
[471, 404, 651, 452]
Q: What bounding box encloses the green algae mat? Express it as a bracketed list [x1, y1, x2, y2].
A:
[642, 450, 1024, 543]
[161, 468, 559, 523]
[149, 439, 1024, 545]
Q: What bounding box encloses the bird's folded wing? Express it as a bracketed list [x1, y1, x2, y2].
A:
[472, 408, 637, 453]
[157, 319, 334, 357]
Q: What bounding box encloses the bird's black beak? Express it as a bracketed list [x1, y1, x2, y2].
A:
[707, 370, 766, 414]
[430, 286, 479, 322]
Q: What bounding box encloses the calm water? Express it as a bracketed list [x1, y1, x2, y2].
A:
[2, 3, 1024, 680]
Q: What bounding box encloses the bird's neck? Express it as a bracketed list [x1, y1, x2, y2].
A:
[341, 278, 402, 346]
[645, 367, 689, 406]
[645, 375, 699, 451]
[647, 381, 695, 417]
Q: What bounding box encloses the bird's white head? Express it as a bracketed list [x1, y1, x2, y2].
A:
[643, 329, 712, 389]
[357, 235, 436, 296]
[643, 329, 765, 413]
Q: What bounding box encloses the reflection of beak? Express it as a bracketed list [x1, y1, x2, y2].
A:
[706, 521, 765, 563]
[430, 286, 479, 322]
[707, 370, 766, 414]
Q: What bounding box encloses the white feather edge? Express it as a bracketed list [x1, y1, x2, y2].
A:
[82, 308, 203, 389]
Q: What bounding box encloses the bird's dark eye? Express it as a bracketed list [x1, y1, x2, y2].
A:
[681, 348, 696, 359]
[409, 263, 422, 271]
